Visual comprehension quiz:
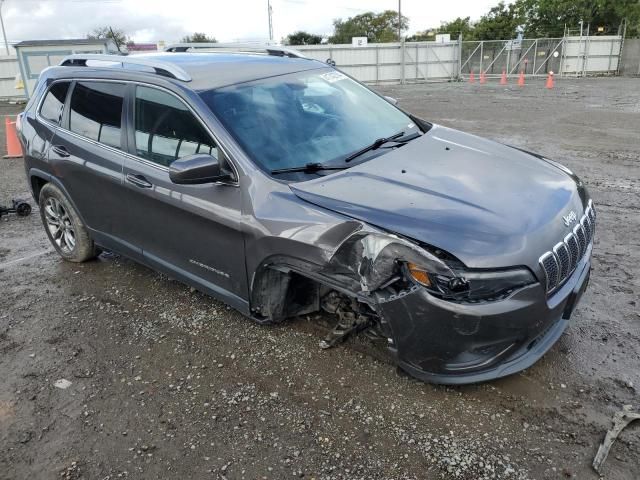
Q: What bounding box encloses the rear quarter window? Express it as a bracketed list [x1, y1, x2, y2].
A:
[39, 82, 70, 125]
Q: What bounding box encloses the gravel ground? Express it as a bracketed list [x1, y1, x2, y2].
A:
[0, 77, 639, 480]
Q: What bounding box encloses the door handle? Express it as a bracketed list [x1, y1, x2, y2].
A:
[51, 145, 70, 157]
[126, 173, 153, 189]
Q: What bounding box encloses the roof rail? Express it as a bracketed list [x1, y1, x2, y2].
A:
[163, 43, 307, 59]
[59, 54, 192, 82]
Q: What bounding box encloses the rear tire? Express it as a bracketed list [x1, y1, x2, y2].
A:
[39, 183, 99, 262]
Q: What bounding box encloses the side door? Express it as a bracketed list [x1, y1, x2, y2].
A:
[120, 84, 247, 306]
[49, 80, 139, 258]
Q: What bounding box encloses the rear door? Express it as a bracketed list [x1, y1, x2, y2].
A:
[120, 84, 247, 305]
[49, 80, 137, 256]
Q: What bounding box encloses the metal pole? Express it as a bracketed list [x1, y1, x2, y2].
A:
[415, 43, 418, 81]
[457, 34, 462, 80]
[109, 26, 122, 53]
[559, 37, 565, 77]
[618, 19, 628, 76]
[267, 0, 273, 42]
[375, 45, 379, 84]
[0, 0, 10, 56]
[532, 39, 537, 75]
[479, 41, 483, 74]
[400, 38, 405, 84]
[398, 0, 402, 41]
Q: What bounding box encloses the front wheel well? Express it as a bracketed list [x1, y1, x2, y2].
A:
[30, 175, 48, 201]
[250, 268, 321, 322]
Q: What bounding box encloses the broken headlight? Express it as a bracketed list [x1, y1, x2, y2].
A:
[406, 263, 535, 303]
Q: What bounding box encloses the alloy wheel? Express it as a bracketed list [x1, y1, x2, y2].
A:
[43, 197, 76, 253]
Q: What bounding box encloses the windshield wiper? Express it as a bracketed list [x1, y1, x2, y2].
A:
[344, 132, 416, 163]
[271, 163, 349, 175]
[344, 132, 422, 162]
[344, 131, 406, 163]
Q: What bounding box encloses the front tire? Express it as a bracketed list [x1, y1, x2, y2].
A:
[39, 183, 99, 262]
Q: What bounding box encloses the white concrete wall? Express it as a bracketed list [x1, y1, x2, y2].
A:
[561, 35, 622, 74]
[0, 56, 23, 99]
[295, 41, 459, 83]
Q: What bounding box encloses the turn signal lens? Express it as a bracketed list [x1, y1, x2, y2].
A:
[407, 262, 432, 287]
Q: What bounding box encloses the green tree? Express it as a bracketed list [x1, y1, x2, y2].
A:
[420, 5, 520, 41]
[436, 17, 476, 39]
[410, 0, 638, 42]
[87, 26, 129, 50]
[284, 31, 323, 45]
[181, 33, 217, 43]
[514, 0, 639, 37]
[329, 10, 409, 44]
[474, 2, 522, 40]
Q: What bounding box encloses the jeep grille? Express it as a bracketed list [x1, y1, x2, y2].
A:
[539, 200, 595, 293]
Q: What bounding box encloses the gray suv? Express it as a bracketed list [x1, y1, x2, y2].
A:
[17, 47, 594, 384]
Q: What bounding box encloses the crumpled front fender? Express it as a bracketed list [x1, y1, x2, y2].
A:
[326, 231, 454, 293]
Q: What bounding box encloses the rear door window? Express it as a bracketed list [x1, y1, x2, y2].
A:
[69, 81, 125, 150]
[133, 85, 216, 167]
[39, 81, 70, 125]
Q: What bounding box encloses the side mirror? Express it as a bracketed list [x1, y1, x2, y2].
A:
[383, 96, 398, 106]
[326, 58, 336, 67]
[169, 154, 230, 185]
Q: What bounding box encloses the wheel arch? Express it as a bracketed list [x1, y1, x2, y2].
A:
[248, 252, 373, 323]
[29, 168, 89, 226]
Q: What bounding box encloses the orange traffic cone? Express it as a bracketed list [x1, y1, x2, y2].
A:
[545, 71, 555, 89]
[479, 71, 486, 84]
[517, 71, 525, 86]
[469, 70, 476, 83]
[4, 116, 23, 159]
[500, 69, 508, 85]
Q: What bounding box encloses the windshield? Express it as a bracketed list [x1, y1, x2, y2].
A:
[199, 68, 418, 176]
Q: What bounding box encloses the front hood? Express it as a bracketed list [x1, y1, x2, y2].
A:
[290, 124, 588, 270]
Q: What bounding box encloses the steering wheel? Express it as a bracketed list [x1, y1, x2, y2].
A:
[310, 116, 340, 139]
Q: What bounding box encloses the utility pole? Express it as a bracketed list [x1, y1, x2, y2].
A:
[397, 0, 402, 41]
[267, 0, 273, 42]
[109, 26, 122, 53]
[0, 0, 10, 56]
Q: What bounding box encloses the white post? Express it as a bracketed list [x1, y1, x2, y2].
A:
[398, 0, 402, 42]
[400, 38, 405, 84]
[0, 0, 10, 56]
[457, 34, 462, 80]
[267, 0, 273, 42]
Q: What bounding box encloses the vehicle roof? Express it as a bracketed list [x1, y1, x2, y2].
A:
[54, 52, 328, 91]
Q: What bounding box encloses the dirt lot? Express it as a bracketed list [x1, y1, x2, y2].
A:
[1, 77, 639, 480]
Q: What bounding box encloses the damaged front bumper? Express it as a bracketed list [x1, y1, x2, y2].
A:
[376, 245, 592, 385]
